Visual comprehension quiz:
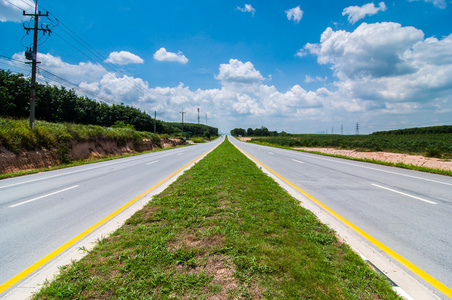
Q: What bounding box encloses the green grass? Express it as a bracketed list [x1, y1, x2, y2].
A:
[0, 118, 161, 154]
[251, 134, 452, 157]
[250, 141, 452, 177]
[0, 145, 184, 180]
[34, 141, 398, 299]
[0, 118, 182, 179]
[32, 138, 400, 299]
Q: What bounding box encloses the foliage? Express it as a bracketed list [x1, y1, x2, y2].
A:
[33, 138, 399, 299]
[372, 125, 452, 135]
[251, 132, 452, 156]
[167, 122, 218, 137]
[231, 126, 278, 137]
[0, 69, 219, 136]
[230, 127, 246, 137]
[0, 118, 160, 154]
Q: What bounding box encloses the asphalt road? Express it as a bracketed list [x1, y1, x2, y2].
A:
[0, 137, 223, 291]
[229, 136, 452, 297]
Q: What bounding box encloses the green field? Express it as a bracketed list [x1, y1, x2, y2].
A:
[32, 138, 400, 299]
[250, 132, 452, 158]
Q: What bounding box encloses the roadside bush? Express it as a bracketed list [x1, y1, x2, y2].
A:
[425, 147, 442, 158]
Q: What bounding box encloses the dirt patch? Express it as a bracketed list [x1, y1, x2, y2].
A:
[238, 137, 252, 142]
[0, 147, 60, 174]
[295, 147, 452, 171]
[0, 138, 184, 174]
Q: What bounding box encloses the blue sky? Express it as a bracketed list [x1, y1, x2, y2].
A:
[1, 0, 451, 134]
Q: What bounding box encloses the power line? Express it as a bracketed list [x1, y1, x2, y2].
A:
[23, 0, 50, 129]
[8, 1, 162, 116]
[34, 4, 160, 103]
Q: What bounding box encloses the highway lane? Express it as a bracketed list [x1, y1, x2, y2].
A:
[229, 136, 452, 297]
[0, 137, 223, 291]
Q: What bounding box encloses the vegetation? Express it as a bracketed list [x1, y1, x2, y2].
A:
[169, 122, 218, 139]
[33, 138, 400, 299]
[0, 118, 161, 153]
[372, 125, 452, 135]
[249, 132, 452, 158]
[0, 69, 218, 138]
[230, 126, 280, 137]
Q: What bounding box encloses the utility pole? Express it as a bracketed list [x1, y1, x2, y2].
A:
[180, 111, 186, 135]
[154, 111, 156, 134]
[197, 108, 200, 124]
[23, 0, 50, 129]
[205, 113, 207, 124]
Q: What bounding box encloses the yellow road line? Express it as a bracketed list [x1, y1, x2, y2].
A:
[235, 143, 452, 299]
[0, 144, 219, 295]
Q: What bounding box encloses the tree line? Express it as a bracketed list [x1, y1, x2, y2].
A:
[230, 126, 284, 137]
[371, 125, 452, 135]
[0, 69, 217, 137]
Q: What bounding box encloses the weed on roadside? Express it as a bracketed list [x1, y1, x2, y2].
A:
[32, 138, 400, 299]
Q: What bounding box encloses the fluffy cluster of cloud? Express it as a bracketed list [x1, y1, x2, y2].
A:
[105, 51, 144, 65]
[236, 4, 255, 15]
[342, 2, 387, 24]
[153, 48, 188, 64]
[285, 6, 303, 24]
[4, 0, 451, 132]
[12, 20, 450, 132]
[302, 22, 452, 118]
[216, 59, 264, 89]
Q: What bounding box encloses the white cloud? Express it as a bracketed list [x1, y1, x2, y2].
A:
[153, 47, 188, 64]
[305, 75, 327, 83]
[0, 0, 35, 22]
[408, 0, 447, 9]
[216, 59, 264, 87]
[236, 4, 255, 15]
[105, 51, 144, 65]
[13, 23, 451, 134]
[342, 2, 387, 24]
[285, 6, 303, 24]
[12, 52, 108, 84]
[303, 23, 452, 115]
[304, 22, 424, 79]
[295, 49, 308, 57]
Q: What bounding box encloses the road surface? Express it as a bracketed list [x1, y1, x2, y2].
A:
[229, 136, 452, 299]
[0, 137, 223, 296]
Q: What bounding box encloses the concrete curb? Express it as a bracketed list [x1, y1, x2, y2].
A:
[231, 139, 442, 300]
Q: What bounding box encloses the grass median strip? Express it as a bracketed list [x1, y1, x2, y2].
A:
[32, 138, 400, 299]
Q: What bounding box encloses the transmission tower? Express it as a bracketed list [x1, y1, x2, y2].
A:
[355, 122, 360, 135]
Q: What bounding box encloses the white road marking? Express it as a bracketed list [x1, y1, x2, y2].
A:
[0, 154, 153, 190]
[177, 153, 183, 156]
[372, 184, 438, 205]
[146, 160, 159, 165]
[295, 152, 452, 187]
[9, 185, 80, 208]
[292, 159, 304, 164]
[268, 152, 274, 155]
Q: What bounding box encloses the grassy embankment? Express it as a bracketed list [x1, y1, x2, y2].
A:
[33, 138, 400, 299]
[250, 135, 452, 176]
[0, 118, 178, 179]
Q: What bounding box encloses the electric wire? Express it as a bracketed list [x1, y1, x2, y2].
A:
[35, 1, 159, 102]
[36, 66, 117, 105]
[5, 0, 162, 116]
